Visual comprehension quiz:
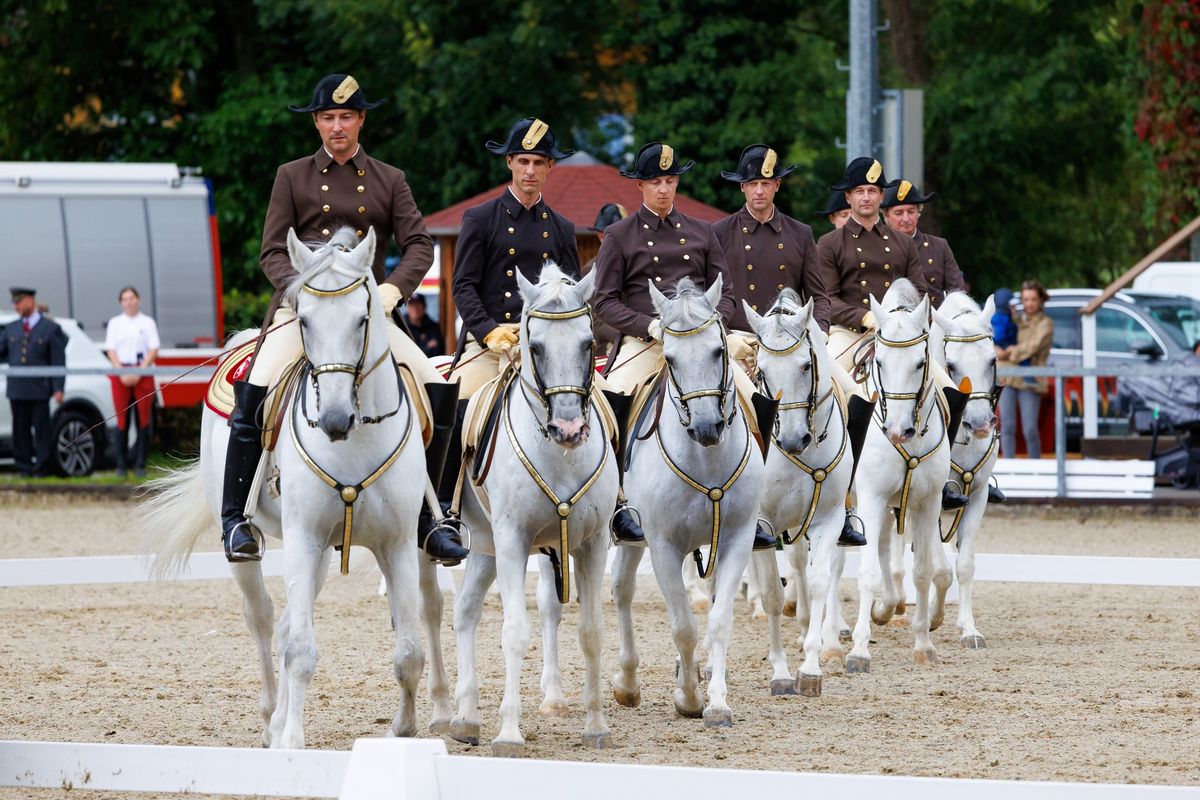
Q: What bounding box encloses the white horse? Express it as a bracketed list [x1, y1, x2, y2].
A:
[743, 290, 854, 697]
[848, 279, 953, 671]
[144, 228, 448, 748]
[610, 276, 765, 727]
[448, 264, 619, 756]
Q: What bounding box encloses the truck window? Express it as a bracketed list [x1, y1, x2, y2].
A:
[63, 197, 153, 336]
[1045, 304, 1081, 350]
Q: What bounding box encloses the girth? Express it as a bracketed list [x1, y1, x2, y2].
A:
[941, 430, 999, 543]
[873, 389, 949, 536]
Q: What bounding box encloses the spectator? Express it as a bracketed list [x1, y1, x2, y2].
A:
[582, 202, 626, 356]
[1, 286, 67, 477]
[997, 279, 1053, 458]
[991, 287, 1018, 351]
[405, 293, 444, 358]
[105, 286, 159, 477]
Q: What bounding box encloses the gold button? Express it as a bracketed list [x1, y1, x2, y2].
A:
[679, 238, 686, 244]
[542, 252, 548, 258]
[928, 258, 934, 264]
[321, 228, 330, 236]
[655, 276, 662, 282]
[777, 283, 785, 290]
[542, 212, 548, 219]
[504, 291, 512, 298]
[859, 263, 866, 269]
[747, 264, 753, 270]
[505, 312, 512, 320]
[860, 280, 867, 287]
[683, 254, 690, 260]
[749, 283, 756, 290]
[357, 169, 365, 177]
[643, 223, 650, 229]
[884, 264, 891, 270]
[355, 230, 363, 237]
[357, 185, 365, 193]
[506, 270, 514, 277]
[358, 206, 365, 213]
[752, 304, 758, 310]
[675, 223, 682, 228]
[321, 184, 329, 191]
[963, 471, 975, 484]
[321, 168, 328, 174]
[862, 299, 869, 305]
[856, 247, 862, 252]
[908, 456, 920, 469]
[778, 243, 784, 250]
[542, 231, 549, 239]
[924, 241, 930, 247]
[508, 248, 516, 255]
[883, 235, 889, 240]
[508, 227, 515, 234]
[653, 256, 660, 262]
[779, 265, 785, 270]
[931, 277, 938, 283]
[648, 241, 654, 246]
[742, 227, 748, 233]
[884, 246, 890, 252]
[320, 204, 330, 213]
[744, 244, 751, 251]
[884, 281, 890, 287]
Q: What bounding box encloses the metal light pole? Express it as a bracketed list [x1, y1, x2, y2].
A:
[847, 0, 879, 162]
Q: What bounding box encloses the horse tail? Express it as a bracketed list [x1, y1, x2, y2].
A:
[142, 458, 213, 580]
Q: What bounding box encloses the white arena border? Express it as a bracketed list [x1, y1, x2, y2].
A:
[2, 738, 1197, 799]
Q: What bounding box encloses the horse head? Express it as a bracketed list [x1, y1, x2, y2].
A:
[744, 289, 819, 454]
[870, 279, 932, 445]
[933, 292, 999, 440]
[516, 262, 597, 449]
[285, 226, 380, 441]
[649, 275, 732, 447]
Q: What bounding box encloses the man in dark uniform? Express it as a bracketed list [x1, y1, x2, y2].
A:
[1, 287, 67, 477]
[582, 203, 627, 356]
[815, 157, 968, 510]
[405, 293, 444, 357]
[593, 141, 774, 549]
[881, 180, 965, 307]
[817, 191, 852, 230]
[221, 73, 467, 564]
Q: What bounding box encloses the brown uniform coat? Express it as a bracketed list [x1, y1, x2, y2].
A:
[913, 230, 965, 307]
[713, 205, 829, 332]
[260, 146, 434, 314]
[593, 205, 735, 340]
[451, 189, 580, 343]
[815, 216, 928, 332]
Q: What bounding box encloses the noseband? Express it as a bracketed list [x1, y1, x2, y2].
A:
[518, 302, 595, 438]
[662, 314, 736, 428]
[872, 321, 932, 435]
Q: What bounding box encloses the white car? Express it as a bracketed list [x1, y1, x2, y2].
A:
[0, 314, 120, 476]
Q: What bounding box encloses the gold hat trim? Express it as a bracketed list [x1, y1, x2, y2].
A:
[897, 179, 912, 201]
[659, 145, 674, 170]
[866, 159, 882, 184]
[522, 118, 549, 150]
[761, 148, 777, 178]
[332, 76, 359, 104]
[615, 203, 628, 218]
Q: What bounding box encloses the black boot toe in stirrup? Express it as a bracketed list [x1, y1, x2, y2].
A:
[610, 502, 647, 547]
[752, 519, 779, 551]
[837, 513, 867, 548]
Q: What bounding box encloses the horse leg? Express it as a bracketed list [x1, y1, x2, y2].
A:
[848, 498, 885, 673]
[575, 534, 613, 748]
[873, 507, 901, 625]
[745, 549, 767, 620]
[829, 545, 851, 640]
[890, 517, 908, 618]
[682, 549, 711, 612]
[230, 562, 276, 746]
[789, 536, 811, 629]
[417, 557, 453, 732]
[535, 556, 568, 718]
[753, 548, 793, 695]
[781, 544, 799, 619]
[273, 541, 326, 749]
[702, 532, 754, 727]
[803, 520, 843, 693]
[492, 536, 533, 756]
[450, 552, 496, 746]
[379, 540, 424, 738]
[955, 502, 987, 649]
[909, 502, 944, 666]
[648, 543, 703, 718]
[610, 544, 644, 707]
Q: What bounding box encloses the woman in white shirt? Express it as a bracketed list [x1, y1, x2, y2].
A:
[105, 286, 160, 476]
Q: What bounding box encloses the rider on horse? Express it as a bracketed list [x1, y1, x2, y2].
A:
[219, 73, 468, 565]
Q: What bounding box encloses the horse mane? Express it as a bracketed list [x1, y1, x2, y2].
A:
[661, 278, 716, 330]
[764, 288, 811, 342]
[283, 227, 370, 305]
[880, 278, 922, 313]
[938, 291, 990, 335]
[525, 261, 582, 312]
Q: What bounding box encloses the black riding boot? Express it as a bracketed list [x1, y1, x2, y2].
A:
[603, 390, 646, 546]
[987, 483, 1007, 503]
[941, 387, 970, 510]
[417, 384, 470, 566]
[752, 520, 778, 551]
[221, 381, 268, 562]
[132, 426, 149, 477]
[114, 424, 129, 478]
[838, 394, 875, 547]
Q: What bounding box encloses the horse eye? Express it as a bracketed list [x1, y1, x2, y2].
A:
[298, 318, 308, 329]
[801, 363, 811, 372]
[916, 359, 926, 370]
[713, 347, 723, 359]
[947, 361, 957, 373]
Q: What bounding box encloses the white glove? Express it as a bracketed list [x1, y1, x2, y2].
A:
[861, 310, 878, 330]
[379, 283, 403, 315]
[728, 332, 758, 361]
[647, 319, 663, 341]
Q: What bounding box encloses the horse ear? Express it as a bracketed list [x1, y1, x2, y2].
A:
[354, 227, 377, 272]
[931, 306, 953, 334]
[287, 228, 310, 270]
[799, 296, 814, 327]
[515, 269, 537, 303]
[575, 268, 596, 303]
[868, 293, 883, 323]
[648, 279, 669, 316]
[742, 300, 764, 334]
[981, 294, 996, 322]
[703, 273, 724, 311]
[915, 294, 931, 329]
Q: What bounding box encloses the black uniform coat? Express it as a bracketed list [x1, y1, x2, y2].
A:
[1, 316, 67, 400]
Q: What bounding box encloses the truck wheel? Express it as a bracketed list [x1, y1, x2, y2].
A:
[54, 409, 99, 477]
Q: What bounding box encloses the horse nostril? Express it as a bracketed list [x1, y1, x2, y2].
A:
[903, 427, 916, 439]
[801, 433, 813, 449]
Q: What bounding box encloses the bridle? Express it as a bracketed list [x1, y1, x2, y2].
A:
[516, 302, 595, 438]
[754, 307, 830, 439]
[661, 314, 737, 428]
[941, 325, 1002, 444]
[871, 313, 933, 436]
[296, 275, 402, 428]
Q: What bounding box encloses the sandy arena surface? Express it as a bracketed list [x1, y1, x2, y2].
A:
[2, 496, 1198, 798]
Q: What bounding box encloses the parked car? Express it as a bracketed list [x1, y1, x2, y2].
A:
[0, 314, 120, 476]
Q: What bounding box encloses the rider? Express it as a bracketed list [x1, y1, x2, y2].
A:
[880, 180, 965, 308]
[816, 191, 852, 230]
[814, 157, 969, 511]
[592, 141, 776, 550]
[220, 73, 468, 565]
[713, 144, 867, 547]
[438, 117, 580, 528]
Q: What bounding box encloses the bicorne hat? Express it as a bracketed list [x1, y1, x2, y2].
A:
[815, 191, 851, 217]
[620, 142, 694, 180]
[289, 74, 384, 113]
[485, 117, 574, 160]
[721, 144, 797, 183]
[829, 156, 898, 191]
[589, 203, 628, 233]
[881, 179, 937, 208]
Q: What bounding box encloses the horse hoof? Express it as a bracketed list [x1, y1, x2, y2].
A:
[428, 719, 451, 735]
[581, 732, 614, 749]
[703, 708, 733, 728]
[845, 655, 871, 674]
[914, 648, 939, 666]
[491, 740, 525, 758]
[871, 601, 895, 625]
[449, 721, 480, 746]
[887, 615, 910, 628]
[782, 601, 797, 618]
[674, 700, 703, 719]
[539, 700, 569, 719]
[819, 648, 845, 667]
[796, 673, 822, 697]
[612, 687, 641, 708]
[895, 600, 907, 615]
[961, 635, 987, 650]
[930, 614, 944, 632]
[771, 678, 798, 696]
